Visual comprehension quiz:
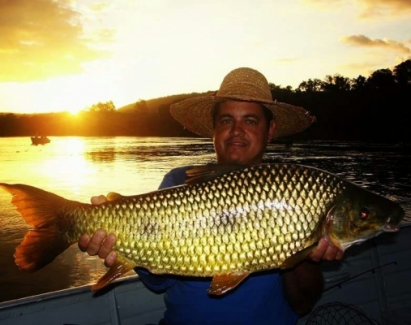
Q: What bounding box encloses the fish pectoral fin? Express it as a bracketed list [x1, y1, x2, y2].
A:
[91, 255, 136, 291]
[280, 245, 316, 269]
[208, 272, 250, 296]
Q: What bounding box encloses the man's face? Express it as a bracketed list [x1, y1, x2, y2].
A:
[213, 101, 276, 165]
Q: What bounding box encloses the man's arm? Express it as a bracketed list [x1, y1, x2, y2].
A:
[281, 238, 344, 316]
[281, 260, 323, 316]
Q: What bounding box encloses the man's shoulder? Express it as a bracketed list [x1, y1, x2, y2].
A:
[159, 165, 193, 189]
[167, 165, 193, 175]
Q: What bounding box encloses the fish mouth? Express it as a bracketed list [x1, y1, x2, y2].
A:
[383, 223, 399, 232]
[383, 217, 400, 232]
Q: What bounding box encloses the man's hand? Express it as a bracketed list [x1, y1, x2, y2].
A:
[309, 238, 344, 262]
[77, 195, 117, 267]
[90, 195, 108, 205]
[78, 230, 117, 267]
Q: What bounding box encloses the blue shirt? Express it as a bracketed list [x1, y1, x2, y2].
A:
[136, 166, 298, 325]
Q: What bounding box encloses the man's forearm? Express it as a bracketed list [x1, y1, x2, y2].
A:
[281, 260, 324, 316]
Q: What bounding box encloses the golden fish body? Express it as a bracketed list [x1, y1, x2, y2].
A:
[0, 163, 405, 295]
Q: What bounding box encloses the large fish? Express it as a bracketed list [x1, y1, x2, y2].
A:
[0, 163, 405, 295]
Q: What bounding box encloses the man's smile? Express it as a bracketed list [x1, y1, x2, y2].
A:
[226, 138, 248, 147]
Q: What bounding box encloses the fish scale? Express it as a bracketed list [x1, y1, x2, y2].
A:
[66, 164, 344, 276]
[0, 163, 405, 295]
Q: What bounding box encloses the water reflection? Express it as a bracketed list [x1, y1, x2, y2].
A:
[266, 141, 411, 208]
[0, 137, 410, 303]
[87, 149, 116, 162]
[0, 136, 217, 303]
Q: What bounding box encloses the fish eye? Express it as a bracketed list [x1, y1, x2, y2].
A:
[360, 207, 370, 219]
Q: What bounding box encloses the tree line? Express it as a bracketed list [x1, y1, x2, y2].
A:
[0, 60, 410, 143]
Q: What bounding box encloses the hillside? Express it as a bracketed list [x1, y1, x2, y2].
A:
[1, 60, 410, 142]
[117, 92, 214, 114]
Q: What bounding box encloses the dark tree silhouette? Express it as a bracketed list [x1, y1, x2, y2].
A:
[1, 59, 410, 142]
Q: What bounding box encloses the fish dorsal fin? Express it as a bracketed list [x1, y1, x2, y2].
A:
[106, 192, 123, 202]
[185, 164, 250, 185]
[280, 244, 317, 269]
[91, 255, 136, 291]
[208, 272, 250, 295]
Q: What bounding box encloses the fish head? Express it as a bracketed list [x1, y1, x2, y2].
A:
[324, 183, 405, 251]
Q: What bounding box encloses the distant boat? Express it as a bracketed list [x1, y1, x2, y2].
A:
[31, 136, 51, 145]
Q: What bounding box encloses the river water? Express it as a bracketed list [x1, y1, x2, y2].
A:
[0, 136, 410, 303]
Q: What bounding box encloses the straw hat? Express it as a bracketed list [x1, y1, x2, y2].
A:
[170, 67, 316, 139]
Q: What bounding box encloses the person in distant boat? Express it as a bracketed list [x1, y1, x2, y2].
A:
[79, 67, 343, 325]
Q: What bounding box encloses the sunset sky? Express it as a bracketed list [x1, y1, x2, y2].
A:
[0, 0, 410, 114]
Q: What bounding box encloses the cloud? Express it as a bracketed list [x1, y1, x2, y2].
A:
[0, 0, 112, 82]
[302, 0, 346, 7]
[303, 0, 411, 17]
[88, 2, 111, 13]
[357, 0, 411, 18]
[341, 35, 411, 54]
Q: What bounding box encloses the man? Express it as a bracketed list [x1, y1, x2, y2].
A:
[79, 67, 343, 324]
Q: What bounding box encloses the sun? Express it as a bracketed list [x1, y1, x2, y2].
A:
[68, 107, 83, 115]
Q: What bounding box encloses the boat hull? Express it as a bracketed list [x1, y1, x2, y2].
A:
[31, 137, 50, 145]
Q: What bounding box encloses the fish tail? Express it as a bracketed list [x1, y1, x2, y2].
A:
[0, 183, 76, 272]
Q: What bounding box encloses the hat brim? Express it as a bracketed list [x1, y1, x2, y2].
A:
[170, 95, 315, 139]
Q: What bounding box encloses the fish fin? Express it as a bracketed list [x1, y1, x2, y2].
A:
[15, 229, 71, 272]
[185, 164, 250, 185]
[280, 244, 317, 269]
[208, 272, 250, 295]
[0, 183, 68, 228]
[106, 192, 123, 201]
[92, 255, 136, 291]
[0, 183, 76, 271]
